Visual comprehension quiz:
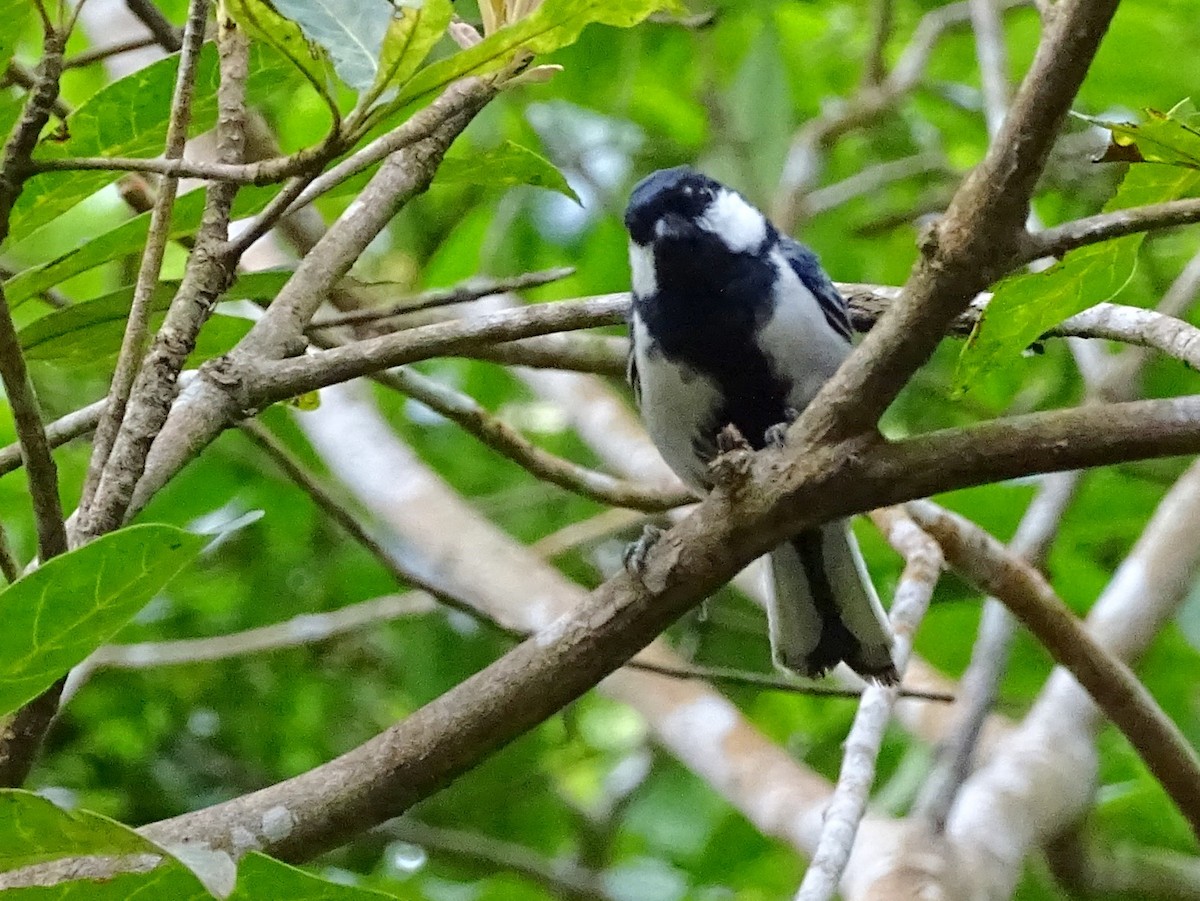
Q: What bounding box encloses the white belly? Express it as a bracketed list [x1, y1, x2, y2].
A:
[631, 314, 722, 491]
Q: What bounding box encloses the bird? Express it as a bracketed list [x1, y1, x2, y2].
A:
[623, 165, 897, 684]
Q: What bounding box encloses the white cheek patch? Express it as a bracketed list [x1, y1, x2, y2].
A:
[699, 190, 768, 253]
[628, 241, 658, 297]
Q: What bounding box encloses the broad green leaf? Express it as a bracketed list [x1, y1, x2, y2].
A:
[1080, 103, 1200, 169]
[0, 0, 32, 77]
[4, 184, 280, 307]
[12, 45, 292, 242]
[273, 0, 394, 92]
[0, 869, 212, 900]
[12, 48, 221, 243]
[227, 0, 329, 97]
[435, 141, 580, 202]
[228, 852, 396, 899]
[18, 272, 288, 362]
[0, 791, 210, 899]
[392, 0, 668, 108]
[371, 0, 454, 98]
[955, 164, 1200, 390]
[0, 525, 206, 716]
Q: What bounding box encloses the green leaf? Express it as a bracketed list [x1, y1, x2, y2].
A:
[11, 45, 291, 242]
[392, 0, 667, 108]
[0, 0, 32, 77]
[955, 164, 1200, 391]
[0, 791, 162, 872]
[4, 184, 280, 307]
[1080, 103, 1200, 169]
[227, 0, 330, 97]
[371, 0, 454, 98]
[0, 525, 206, 716]
[435, 141, 580, 201]
[272, 0, 394, 92]
[18, 272, 288, 363]
[0, 791, 211, 899]
[228, 852, 396, 899]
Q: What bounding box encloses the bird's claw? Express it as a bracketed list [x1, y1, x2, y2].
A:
[764, 407, 800, 448]
[623, 524, 665, 576]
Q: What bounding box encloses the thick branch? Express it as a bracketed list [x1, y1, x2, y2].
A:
[907, 501, 1200, 840]
[790, 0, 1120, 446]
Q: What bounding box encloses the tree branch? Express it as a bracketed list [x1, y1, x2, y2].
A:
[795, 508, 943, 901]
[76, 16, 249, 540]
[788, 0, 1119, 447]
[79, 0, 210, 520]
[1022, 196, 1200, 263]
[906, 500, 1200, 840]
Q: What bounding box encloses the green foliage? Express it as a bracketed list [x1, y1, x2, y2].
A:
[229, 852, 398, 899]
[19, 272, 287, 363]
[392, 0, 670, 107]
[271, 0, 394, 93]
[435, 141, 581, 201]
[956, 162, 1200, 391]
[3, 3, 1200, 900]
[0, 526, 205, 716]
[372, 0, 455, 99]
[0, 0, 31, 78]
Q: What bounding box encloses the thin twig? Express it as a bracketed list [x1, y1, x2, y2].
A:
[1022, 197, 1200, 263]
[794, 508, 943, 901]
[969, 0, 1013, 138]
[0, 521, 19, 582]
[63, 34, 158, 68]
[373, 366, 696, 512]
[860, 0, 894, 87]
[124, 0, 182, 51]
[908, 500, 1200, 840]
[79, 0, 211, 523]
[309, 267, 577, 329]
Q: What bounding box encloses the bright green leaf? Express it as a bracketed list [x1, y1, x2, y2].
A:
[0, 791, 211, 899]
[955, 164, 1200, 390]
[227, 0, 330, 98]
[1080, 103, 1200, 169]
[18, 272, 288, 363]
[0, 791, 165, 872]
[392, 0, 667, 108]
[273, 0, 394, 92]
[11, 46, 292, 242]
[4, 184, 281, 307]
[435, 141, 581, 202]
[371, 0, 454, 98]
[0, 0, 32, 77]
[0, 525, 206, 716]
[229, 852, 396, 899]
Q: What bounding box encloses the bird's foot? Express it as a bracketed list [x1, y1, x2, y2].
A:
[623, 524, 665, 576]
[764, 407, 800, 448]
[716, 423, 751, 454]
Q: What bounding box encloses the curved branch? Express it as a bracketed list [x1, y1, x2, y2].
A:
[906, 500, 1200, 840]
[1021, 196, 1200, 263]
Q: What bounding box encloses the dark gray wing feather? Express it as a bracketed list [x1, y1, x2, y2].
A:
[778, 236, 853, 343]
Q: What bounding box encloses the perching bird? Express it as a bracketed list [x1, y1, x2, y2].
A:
[624, 166, 897, 683]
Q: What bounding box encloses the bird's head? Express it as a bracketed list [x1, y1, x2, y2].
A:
[623, 166, 770, 254]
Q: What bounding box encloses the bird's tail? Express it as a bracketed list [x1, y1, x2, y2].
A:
[767, 520, 898, 683]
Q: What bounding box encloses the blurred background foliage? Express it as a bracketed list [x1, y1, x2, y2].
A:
[4, 0, 1200, 898]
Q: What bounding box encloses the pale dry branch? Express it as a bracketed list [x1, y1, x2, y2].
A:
[795, 508, 943, 901]
[76, 17, 249, 541]
[907, 500, 1200, 839]
[914, 469, 1080, 829]
[1022, 196, 1200, 263]
[80, 0, 211, 519]
[309, 267, 577, 329]
[969, 0, 1012, 138]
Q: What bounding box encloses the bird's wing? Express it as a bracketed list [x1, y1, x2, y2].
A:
[777, 236, 853, 343]
[626, 314, 642, 405]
